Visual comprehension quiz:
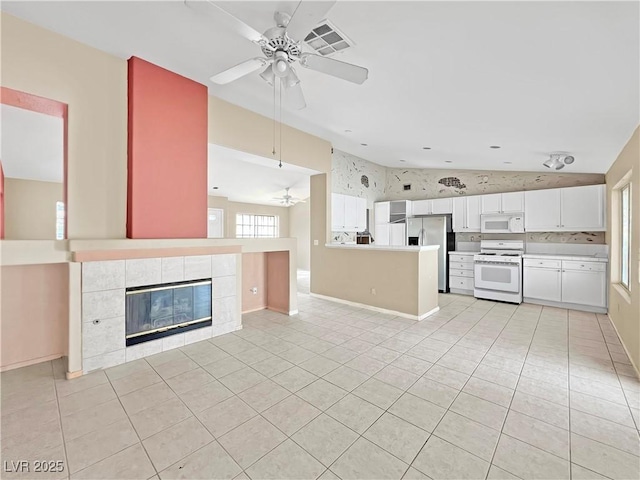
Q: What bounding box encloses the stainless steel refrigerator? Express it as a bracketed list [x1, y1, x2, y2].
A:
[407, 215, 455, 292]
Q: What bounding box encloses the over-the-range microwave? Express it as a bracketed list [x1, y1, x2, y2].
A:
[480, 213, 525, 234]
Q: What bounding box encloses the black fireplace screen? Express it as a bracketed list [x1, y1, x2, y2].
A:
[125, 279, 212, 345]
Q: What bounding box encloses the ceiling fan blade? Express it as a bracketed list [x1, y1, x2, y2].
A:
[285, 82, 307, 110]
[299, 53, 368, 84]
[210, 58, 267, 84]
[285, 0, 336, 41]
[188, 0, 270, 47]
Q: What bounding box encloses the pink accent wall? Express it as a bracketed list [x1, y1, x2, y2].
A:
[242, 253, 268, 313]
[1, 264, 69, 371]
[267, 251, 290, 314]
[0, 161, 4, 239]
[127, 57, 208, 239]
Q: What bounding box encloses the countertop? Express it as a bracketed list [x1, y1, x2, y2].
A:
[523, 253, 609, 263]
[326, 243, 440, 252]
[449, 251, 479, 255]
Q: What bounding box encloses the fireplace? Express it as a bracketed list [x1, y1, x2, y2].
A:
[125, 278, 212, 346]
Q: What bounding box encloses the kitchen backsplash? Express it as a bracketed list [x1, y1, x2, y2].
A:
[456, 231, 606, 244]
[332, 149, 387, 207]
[384, 168, 604, 200]
[332, 232, 356, 243]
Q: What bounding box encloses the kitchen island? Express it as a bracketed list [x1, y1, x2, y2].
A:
[311, 243, 441, 320]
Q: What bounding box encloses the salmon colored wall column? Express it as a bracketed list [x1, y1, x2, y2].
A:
[127, 57, 208, 238]
[1, 161, 4, 239]
[266, 251, 290, 314]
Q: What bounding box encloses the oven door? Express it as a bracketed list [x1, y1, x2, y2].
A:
[474, 261, 521, 293]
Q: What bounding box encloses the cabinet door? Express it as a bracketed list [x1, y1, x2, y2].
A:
[412, 199, 432, 215]
[561, 269, 607, 308]
[343, 195, 358, 231]
[525, 189, 561, 231]
[432, 198, 453, 214]
[374, 224, 390, 245]
[481, 194, 502, 214]
[561, 185, 606, 231]
[355, 197, 367, 231]
[331, 193, 345, 230]
[501, 192, 525, 213]
[524, 267, 562, 302]
[466, 196, 482, 232]
[389, 223, 406, 246]
[452, 197, 466, 232]
[374, 202, 390, 224]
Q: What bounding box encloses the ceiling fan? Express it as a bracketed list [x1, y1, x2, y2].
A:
[200, 0, 369, 109]
[272, 187, 306, 206]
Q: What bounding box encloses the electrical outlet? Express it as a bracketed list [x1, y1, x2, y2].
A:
[314, 240, 319, 246]
[250, 287, 258, 294]
[371, 288, 376, 295]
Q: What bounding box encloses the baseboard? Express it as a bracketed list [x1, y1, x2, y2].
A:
[309, 293, 439, 321]
[523, 297, 607, 314]
[242, 306, 267, 314]
[267, 306, 295, 316]
[0, 353, 63, 373]
[66, 370, 83, 380]
[606, 313, 640, 379]
[450, 289, 474, 296]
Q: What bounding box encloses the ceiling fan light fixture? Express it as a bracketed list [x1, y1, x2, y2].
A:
[259, 65, 275, 85]
[283, 69, 300, 88]
[272, 52, 290, 78]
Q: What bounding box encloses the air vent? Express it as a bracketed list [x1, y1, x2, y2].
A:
[304, 20, 353, 56]
[403, 184, 412, 191]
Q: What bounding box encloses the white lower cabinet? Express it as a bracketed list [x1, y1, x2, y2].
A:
[523, 258, 607, 311]
[389, 224, 406, 246]
[375, 224, 390, 246]
[449, 253, 475, 294]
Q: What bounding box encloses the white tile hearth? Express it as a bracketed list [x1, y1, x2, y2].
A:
[3, 292, 640, 480]
[80, 254, 241, 373]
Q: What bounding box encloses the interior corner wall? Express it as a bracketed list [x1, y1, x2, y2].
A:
[128, 57, 208, 238]
[289, 200, 310, 270]
[1, 12, 127, 239]
[3, 178, 63, 239]
[0, 263, 69, 370]
[242, 252, 267, 313]
[208, 196, 290, 239]
[606, 126, 640, 372]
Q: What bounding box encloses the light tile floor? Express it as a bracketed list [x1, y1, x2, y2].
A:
[2, 293, 639, 480]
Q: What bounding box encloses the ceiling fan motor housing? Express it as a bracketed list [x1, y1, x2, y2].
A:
[261, 26, 301, 59]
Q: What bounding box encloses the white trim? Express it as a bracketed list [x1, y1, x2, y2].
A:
[607, 313, 640, 379]
[449, 288, 474, 296]
[523, 297, 607, 314]
[612, 283, 632, 304]
[288, 309, 299, 316]
[309, 293, 439, 321]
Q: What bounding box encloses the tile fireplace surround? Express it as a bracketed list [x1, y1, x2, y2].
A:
[81, 254, 240, 374]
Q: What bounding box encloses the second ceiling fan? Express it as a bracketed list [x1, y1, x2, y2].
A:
[201, 0, 369, 109]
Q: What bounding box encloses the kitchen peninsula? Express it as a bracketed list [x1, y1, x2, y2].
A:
[314, 243, 441, 320]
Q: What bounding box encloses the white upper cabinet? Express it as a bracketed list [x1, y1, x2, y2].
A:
[374, 201, 390, 224]
[333, 193, 367, 232]
[481, 192, 524, 214]
[480, 194, 502, 214]
[453, 196, 481, 232]
[525, 189, 562, 231]
[501, 192, 525, 213]
[412, 199, 431, 215]
[431, 198, 453, 214]
[560, 185, 606, 231]
[525, 185, 605, 232]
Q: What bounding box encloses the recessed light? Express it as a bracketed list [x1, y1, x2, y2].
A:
[399, 159, 406, 163]
[361, 143, 368, 146]
[422, 146, 431, 150]
[445, 161, 453, 163]
[212, 186, 219, 190]
[344, 129, 352, 133]
[503, 161, 512, 164]
[490, 145, 501, 149]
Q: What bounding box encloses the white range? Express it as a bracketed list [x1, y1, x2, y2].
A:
[474, 240, 524, 304]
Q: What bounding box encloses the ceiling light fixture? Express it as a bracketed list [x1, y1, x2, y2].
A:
[259, 65, 275, 85]
[361, 143, 368, 146]
[490, 145, 501, 149]
[504, 161, 512, 164]
[344, 129, 352, 133]
[399, 159, 406, 163]
[543, 154, 575, 170]
[445, 161, 453, 163]
[422, 147, 431, 150]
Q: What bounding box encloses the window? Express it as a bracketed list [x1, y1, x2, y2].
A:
[236, 214, 279, 238]
[55, 201, 65, 240]
[620, 184, 631, 290]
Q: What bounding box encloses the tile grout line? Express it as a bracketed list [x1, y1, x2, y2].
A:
[51, 360, 72, 480]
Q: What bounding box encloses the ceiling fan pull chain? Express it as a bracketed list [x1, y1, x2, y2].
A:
[279, 80, 283, 168]
[272, 79, 276, 157]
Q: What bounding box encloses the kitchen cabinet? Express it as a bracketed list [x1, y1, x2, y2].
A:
[374, 201, 390, 224]
[453, 196, 481, 232]
[523, 258, 607, 310]
[449, 252, 475, 295]
[481, 192, 524, 214]
[411, 198, 453, 215]
[332, 193, 366, 232]
[524, 261, 562, 303]
[374, 223, 405, 246]
[525, 185, 605, 232]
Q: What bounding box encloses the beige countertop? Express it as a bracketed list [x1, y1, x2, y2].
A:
[326, 243, 440, 252]
[523, 253, 609, 263]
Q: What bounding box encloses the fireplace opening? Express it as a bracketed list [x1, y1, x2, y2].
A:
[125, 278, 212, 346]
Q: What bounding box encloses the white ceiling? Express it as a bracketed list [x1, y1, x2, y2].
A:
[2, 1, 638, 174]
[208, 144, 317, 205]
[0, 104, 64, 183]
